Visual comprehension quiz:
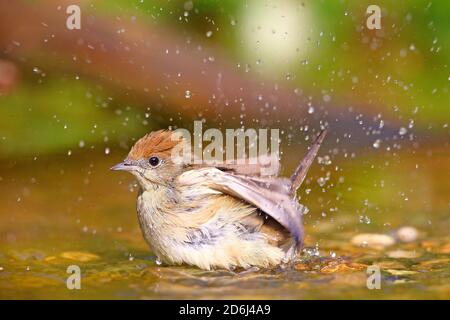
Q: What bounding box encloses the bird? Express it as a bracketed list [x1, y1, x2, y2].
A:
[111, 129, 327, 271]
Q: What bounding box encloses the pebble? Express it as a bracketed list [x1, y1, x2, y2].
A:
[435, 243, 450, 254]
[321, 262, 367, 273]
[421, 240, 439, 250]
[9, 250, 46, 261]
[419, 258, 450, 268]
[351, 233, 396, 249]
[44, 256, 57, 262]
[386, 269, 418, 276]
[396, 226, 419, 243]
[60, 251, 100, 262]
[374, 261, 406, 270]
[387, 250, 421, 259]
[393, 279, 417, 284]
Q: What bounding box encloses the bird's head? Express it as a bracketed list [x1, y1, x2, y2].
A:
[111, 130, 186, 190]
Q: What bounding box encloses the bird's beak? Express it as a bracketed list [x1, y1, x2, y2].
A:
[110, 160, 138, 172]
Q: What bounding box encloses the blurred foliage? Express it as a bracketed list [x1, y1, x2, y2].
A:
[0, 0, 448, 156]
[0, 77, 147, 156]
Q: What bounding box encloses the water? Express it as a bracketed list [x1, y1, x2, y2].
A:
[0, 147, 448, 299]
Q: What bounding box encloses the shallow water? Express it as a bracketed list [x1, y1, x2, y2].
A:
[0, 146, 448, 299]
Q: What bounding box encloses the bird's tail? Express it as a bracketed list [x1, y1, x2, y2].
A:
[289, 129, 328, 196]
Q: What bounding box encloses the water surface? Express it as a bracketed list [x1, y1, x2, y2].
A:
[0, 147, 448, 299]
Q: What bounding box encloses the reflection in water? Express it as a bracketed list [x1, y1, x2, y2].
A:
[0, 147, 448, 299]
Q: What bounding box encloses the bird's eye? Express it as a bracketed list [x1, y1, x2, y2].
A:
[149, 156, 160, 167]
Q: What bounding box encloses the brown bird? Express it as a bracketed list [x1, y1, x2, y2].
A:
[111, 129, 326, 270]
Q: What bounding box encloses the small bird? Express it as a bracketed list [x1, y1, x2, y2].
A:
[111, 129, 326, 270]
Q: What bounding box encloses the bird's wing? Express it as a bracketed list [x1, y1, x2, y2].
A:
[177, 167, 305, 247]
[290, 129, 327, 194]
[191, 153, 281, 177]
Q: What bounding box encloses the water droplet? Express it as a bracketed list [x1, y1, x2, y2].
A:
[373, 139, 381, 148]
[184, 0, 193, 11]
[128, 182, 138, 192]
[359, 215, 371, 224]
[206, 30, 213, 38]
[317, 177, 327, 187]
[185, 90, 191, 99]
[104, 147, 110, 155]
[323, 94, 331, 102]
[399, 127, 407, 135]
[317, 155, 331, 165]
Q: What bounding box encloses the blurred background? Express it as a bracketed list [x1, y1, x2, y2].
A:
[0, 0, 448, 299]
